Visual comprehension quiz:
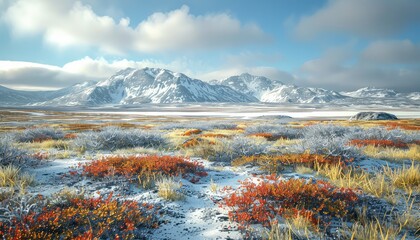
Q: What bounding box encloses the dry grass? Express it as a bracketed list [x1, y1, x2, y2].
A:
[295, 165, 314, 174]
[317, 163, 397, 202]
[345, 220, 405, 240]
[265, 221, 293, 240]
[363, 145, 420, 162]
[383, 163, 420, 192]
[0, 165, 34, 188]
[209, 178, 218, 193]
[156, 177, 184, 201]
[272, 138, 302, 146]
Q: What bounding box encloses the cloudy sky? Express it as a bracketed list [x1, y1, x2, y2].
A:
[0, 0, 419, 91]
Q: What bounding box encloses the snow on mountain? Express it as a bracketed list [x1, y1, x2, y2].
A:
[215, 73, 283, 99]
[1, 69, 418, 106]
[37, 68, 257, 105]
[215, 73, 346, 103]
[260, 85, 346, 103]
[406, 92, 420, 101]
[341, 87, 398, 98]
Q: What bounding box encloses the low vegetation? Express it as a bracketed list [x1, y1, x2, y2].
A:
[0, 111, 418, 239]
[80, 155, 207, 184]
[0, 193, 158, 239]
[223, 176, 359, 229]
[73, 127, 167, 151]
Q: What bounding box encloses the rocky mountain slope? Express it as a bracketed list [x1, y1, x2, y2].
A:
[0, 68, 418, 106]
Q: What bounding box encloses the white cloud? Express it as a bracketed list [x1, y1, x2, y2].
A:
[298, 45, 420, 92]
[294, 0, 420, 39]
[0, 61, 96, 90]
[362, 40, 420, 64]
[3, 1, 268, 53]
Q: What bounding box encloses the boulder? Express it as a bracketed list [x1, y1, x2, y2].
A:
[349, 112, 398, 121]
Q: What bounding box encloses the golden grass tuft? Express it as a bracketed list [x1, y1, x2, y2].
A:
[316, 163, 396, 201]
[345, 220, 405, 240]
[383, 163, 420, 192]
[295, 165, 314, 174]
[156, 177, 184, 201]
[363, 145, 420, 162]
[0, 165, 34, 188]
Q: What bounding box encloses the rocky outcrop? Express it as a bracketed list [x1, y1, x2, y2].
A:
[349, 112, 398, 120]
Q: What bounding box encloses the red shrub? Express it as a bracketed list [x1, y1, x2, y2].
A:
[81, 155, 207, 182]
[223, 177, 358, 228]
[349, 139, 408, 148]
[0, 193, 158, 239]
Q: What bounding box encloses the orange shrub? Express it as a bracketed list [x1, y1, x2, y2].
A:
[182, 129, 202, 136]
[348, 139, 408, 148]
[378, 122, 420, 131]
[232, 152, 347, 173]
[200, 133, 229, 138]
[0, 193, 158, 239]
[223, 177, 358, 229]
[32, 151, 50, 160]
[182, 138, 216, 148]
[63, 133, 77, 139]
[81, 155, 207, 182]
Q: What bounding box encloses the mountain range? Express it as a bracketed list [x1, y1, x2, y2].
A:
[0, 68, 418, 106]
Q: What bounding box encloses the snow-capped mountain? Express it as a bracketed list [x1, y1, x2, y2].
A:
[0, 68, 418, 106]
[215, 73, 283, 99]
[36, 68, 257, 105]
[260, 85, 345, 103]
[0, 81, 98, 106]
[406, 92, 420, 101]
[341, 87, 398, 98]
[214, 73, 346, 103]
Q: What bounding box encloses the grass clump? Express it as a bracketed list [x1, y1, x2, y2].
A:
[0, 165, 34, 188]
[363, 144, 420, 161]
[232, 152, 347, 173]
[156, 177, 184, 201]
[383, 163, 420, 192]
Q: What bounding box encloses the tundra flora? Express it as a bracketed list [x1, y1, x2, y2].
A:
[0, 193, 158, 239]
[15, 127, 64, 142]
[80, 155, 207, 184]
[245, 125, 301, 140]
[0, 136, 29, 166]
[232, 152, 349, 173]
[73, 127, 167, 151]
[209, 137, 269, 163]
[298, 124, 361, 158]
[223, 176, 358, 229]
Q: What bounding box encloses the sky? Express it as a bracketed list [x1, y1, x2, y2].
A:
[0, 0, 419, 92]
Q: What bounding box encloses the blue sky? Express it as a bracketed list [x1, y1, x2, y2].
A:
[0, 0, 419, 91]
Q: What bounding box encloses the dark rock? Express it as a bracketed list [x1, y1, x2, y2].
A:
[349, 112, 398, 121]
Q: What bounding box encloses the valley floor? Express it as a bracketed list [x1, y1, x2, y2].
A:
[0, 108, 419, 239]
